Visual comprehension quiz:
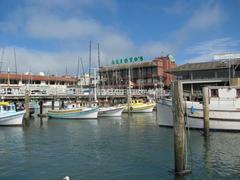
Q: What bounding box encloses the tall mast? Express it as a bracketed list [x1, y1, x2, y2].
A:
[94, 68, 97, 102]
[14, 48, 17, 74]
[7, 67, 10, 87]
[127, 66, 132, 113]
[88, 40, 92, 102]
[98, 43, 100, 68]
[76, 56, 80, 78]
[0, 48, 5, 73]
[80, 57, 86, 86]
[65, 65, 68, 76]
[97, 43, 101, 96]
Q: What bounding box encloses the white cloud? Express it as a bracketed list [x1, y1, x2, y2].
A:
[26, 15, 103, 39]
[0, 0, 229, 74]
[140, 42, 173, 58]
[163, 0, 192, 15]
[172, 1, 225, 50]
[184, 37, 240, 62]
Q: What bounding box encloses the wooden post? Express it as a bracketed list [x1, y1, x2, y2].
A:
[202, 87, 210, 137]
[24, 90, 30, 121]
[39, 100, 43, 115]
[51, 97, 55, 110]
[172, 81, 187, 175]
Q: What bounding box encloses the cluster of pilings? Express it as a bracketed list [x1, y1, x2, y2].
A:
[172, 81, 209, 176]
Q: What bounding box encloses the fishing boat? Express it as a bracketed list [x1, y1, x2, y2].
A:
[123, 99, 155, 113]
[98, 106, 124, 117]
[157, 86, 240, 131]
[0, 102, 26, 126]
[47, 105, 99, 119]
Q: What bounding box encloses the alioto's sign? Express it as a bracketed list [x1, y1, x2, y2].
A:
[112, 56, 144, 65]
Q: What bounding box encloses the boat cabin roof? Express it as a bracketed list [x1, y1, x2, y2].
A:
[131, 99, 144, 103]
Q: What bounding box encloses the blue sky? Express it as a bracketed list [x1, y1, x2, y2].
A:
[0, 0, 240, 75]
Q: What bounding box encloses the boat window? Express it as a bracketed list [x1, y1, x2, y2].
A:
[3, 106, 11, 111]
[211, 89, 218, 97]
[237, 89, 240, 98]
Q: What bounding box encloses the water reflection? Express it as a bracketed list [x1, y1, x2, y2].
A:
[0, 112, 240, 179]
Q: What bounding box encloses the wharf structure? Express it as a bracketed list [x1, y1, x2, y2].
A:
[0, 72, 78, 100]
[98, 55, 176, 90]
[166, 53, 240, 99]
[0, 55, 176, 103]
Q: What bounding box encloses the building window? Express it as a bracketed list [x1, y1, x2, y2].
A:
[236, 89, 240, 98]
[211, 89, 218, 97]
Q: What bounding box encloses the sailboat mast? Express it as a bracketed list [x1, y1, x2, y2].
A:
[127, 66, 132, 113]
[97, 43, 101, 96]
[14, 48, 17, 74]
[76, 56, 80, 78]
[80, 58, 86, 86]
[94, 68, 97, 102]
[88, 40, 92, 102]
[0, 48, 5, 73]
[128, 66, 132, 100]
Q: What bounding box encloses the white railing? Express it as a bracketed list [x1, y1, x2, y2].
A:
[0, 85, 165, 98]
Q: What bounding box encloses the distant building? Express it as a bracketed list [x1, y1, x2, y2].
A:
[166, 53, 240, 98]
[0, 73, 77, 86]
[0, 73, 77, 96]
[98, 55, 176, 89]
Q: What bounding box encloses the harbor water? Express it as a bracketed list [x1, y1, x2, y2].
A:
[0, 111, 240, 179]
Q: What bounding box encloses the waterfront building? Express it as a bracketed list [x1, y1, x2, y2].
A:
[166, 53, 240, 98]
[0, 72, 77, 96]
[98, 55, 176, 90]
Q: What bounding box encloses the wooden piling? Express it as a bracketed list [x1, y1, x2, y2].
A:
[172, 81, 187, 175]
[51, 97, 55, 110]
[24, 90, 30, 121]
[39, 100, 43, 115]
[202, 87, 210, 137]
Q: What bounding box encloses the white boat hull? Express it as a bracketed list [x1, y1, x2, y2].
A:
[0, 111, 25, 126]
[157, 100, 240, 131]
[98, 107, 124, 117]
[48, 107, 99, 119]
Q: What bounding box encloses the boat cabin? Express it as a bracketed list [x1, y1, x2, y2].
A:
[131, 99, 145, 104]
[209, 86, 240, 106]
[0, 103, 16, 113]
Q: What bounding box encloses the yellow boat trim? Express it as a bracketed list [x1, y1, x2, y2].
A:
[0, 102, 10, 106]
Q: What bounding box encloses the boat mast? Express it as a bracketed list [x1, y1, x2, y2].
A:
[7, 67, 10, 87]
[76, 57, 80, 79]
[14, 48, 17, 75]
[128, 66, 132, 113]
[94, 68, 97, 102]
[76, 56, 81, 96]
[98, 43, 101, 96]
[80, 57, 86, 86]
[88, 40, 92, 103]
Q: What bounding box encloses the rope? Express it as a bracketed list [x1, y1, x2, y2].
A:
[184, 99, 193, 171]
